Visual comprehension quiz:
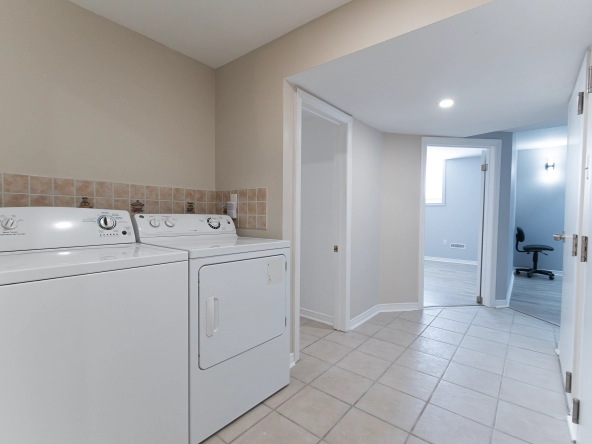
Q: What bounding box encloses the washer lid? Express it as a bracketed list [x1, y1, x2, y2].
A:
[142, 236, 290, 259]
[0, 244, 187, 286]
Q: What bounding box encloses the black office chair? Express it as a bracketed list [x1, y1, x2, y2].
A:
[514, 226, 555, 280]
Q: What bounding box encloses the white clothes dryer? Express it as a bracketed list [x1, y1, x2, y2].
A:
[132, 213, 290, 444]
[0, 208, 189, 444]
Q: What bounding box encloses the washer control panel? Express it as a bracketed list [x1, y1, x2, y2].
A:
[133, 214, 236, 238]
[0, 207, 135, 253]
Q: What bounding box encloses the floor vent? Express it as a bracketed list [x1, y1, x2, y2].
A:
[450, 243, 466, 249]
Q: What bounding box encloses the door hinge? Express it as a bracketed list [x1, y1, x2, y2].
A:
[588, 65, 592, 93]
[285, 317, 287, 327]
[578, 92, 585, 115]
[566, 371, 573, 393]
[481, 164, 488, 172]
[285, 262, 287, 271]
[334, 245, 339, 253]
[573, 398, 581, 424]
[581, 236, 588, 262]
[573, 234, 579, 256]
[476, 295, 483, 304]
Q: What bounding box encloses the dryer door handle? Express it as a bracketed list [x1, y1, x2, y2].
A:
[206, 297, 219, 337]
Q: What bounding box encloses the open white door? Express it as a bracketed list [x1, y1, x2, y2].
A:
[558, 49, 590, 437]
[476, 149, 488, 304]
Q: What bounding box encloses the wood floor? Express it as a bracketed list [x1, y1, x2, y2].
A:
[510, 273, 562, 325]
[423, 260, 478, 307]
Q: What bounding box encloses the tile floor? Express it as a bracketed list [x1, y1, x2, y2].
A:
[202, 307, 570, 444]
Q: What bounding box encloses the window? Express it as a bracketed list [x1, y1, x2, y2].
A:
[425, 157, 445, 205]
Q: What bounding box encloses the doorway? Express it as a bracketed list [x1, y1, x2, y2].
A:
[419, 137, 501, 308]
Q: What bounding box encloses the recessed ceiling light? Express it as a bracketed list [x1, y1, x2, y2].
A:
[439, 99, 454, 108]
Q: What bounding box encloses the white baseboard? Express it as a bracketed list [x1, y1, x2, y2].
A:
[378, 302, 419, 313]
[425, 256, 478, 265]
[300, 308, 333, 326]
[289, 353, 296, 369]
[349, 305, 380, 330]
[494, 299, 510, 308]
[502, 273, 515, 308]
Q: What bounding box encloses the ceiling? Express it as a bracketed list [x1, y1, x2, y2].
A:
[288, 0, 592, 137]
[69, 0, 352, 68]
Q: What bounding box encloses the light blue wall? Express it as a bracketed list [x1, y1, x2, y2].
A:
[425, 156, 481, 261]
[514, 146, 566, 271]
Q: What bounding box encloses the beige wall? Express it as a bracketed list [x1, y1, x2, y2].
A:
[379, 133, 423, 305]
[0, 0, 215, 190]
[215, 0, 492, 239]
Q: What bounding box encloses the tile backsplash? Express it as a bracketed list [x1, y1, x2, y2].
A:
[0, 173, 267, 230]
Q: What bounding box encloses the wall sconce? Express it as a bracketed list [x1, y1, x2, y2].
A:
[546, 157, 555, 171]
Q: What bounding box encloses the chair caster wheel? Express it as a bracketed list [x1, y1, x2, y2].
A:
[515, 270, 520, 275]
[550, 276, 555, 280]
[527, 274, 533, 278]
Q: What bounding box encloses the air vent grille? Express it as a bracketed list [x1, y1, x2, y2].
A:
[450, 243, 466, 249]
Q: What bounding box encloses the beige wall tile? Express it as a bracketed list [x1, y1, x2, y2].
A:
[4, 174, 29, 193]
[238, 189, 247, 202]
[185, 189, 196, 201]
[196, 202, 207, 214]
[54, 195, 75, 207]
[216, 202, 224, 214]
[30, 176, 53, 195]
[146, 185, 159, 200]
[195, 190, 206, 202]
[207, 190, 217, 202]
[159, 200, 172, 214]
[248, 215, 257, 229]
[113, 199, 130, 211]
[145, 200, 159, 213]
[222, 191, 230, 202]
[75, 180, 94, 197]
[113, 183, 129, 199]
[248, 202, 256, 215]
[215, 191, 223, 202]
[77, 197, 94, 208]
[0, 194, 3, 207]
[238, 215, 247, 228]
[95, 197, 114, 209]
[54, 178, 75, 196]
[231, 189, 238, 196]
[257, 216, 267, 230]
[173, 201, 185, 214]
[247, 189, 257, 201]
[173, 187, 185, 201]
[256, 202, 267, 215]
[239, 202, 248, 215]
[207, 203, 216, 214]
[257, 188, 267, 201]
[130, 184, 146, 200]
[160, 187, 172, 201]
[95, 181, 114, 198]
[30, 194, 53, 207]
[4, 193, 29, 207]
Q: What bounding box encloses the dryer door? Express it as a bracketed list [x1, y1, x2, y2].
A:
[198, 255, 286, 369]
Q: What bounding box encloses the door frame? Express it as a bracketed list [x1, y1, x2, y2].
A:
[292, 88, 353, 358]
[419, 137, 502, 308]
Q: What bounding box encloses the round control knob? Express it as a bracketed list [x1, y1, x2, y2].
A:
[149, 219, 161, 228]
[165, 219, 175, 228]
[98, 215, 116, 230]
[1, 218, 18, 230]
[207, 217, 221, 230]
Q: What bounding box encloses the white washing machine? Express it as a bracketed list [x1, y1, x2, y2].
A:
[0, 207, 189, 444]
[132, 213, 290, 443]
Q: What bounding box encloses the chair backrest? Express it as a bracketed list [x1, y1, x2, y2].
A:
[516, 226, 525, 242]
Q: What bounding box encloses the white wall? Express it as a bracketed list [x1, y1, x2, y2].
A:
[351, 119, 383, 319]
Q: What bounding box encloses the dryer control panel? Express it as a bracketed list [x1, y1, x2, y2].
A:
[0, 207, 135, 253]
[133, 214, 236, 239]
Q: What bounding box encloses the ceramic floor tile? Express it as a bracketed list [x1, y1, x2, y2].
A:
[500, 377, 568, 420]
[460, 335, 508, 358]
[409, 336, 457, 360]
[353, 322, 383, 337]
[447, 306, 481, 315]
[277, 386, 349, 438]
[218, 404, 272, 443]
[472, 316, 513, 332]
[291, 354, 332, 383]
[406, 437, 430, 444]
[495, 401, 571, 444]
[201, 435, 225, 444]
[324, 331, 368, 349]
[232, 411, 318, 444]
[300, 317, 309, 325]
[368, 313, 399, 326]
[302, 339, 353, 364]
[442, 362, 502, 398]
[503, 360, 564, 393]
[466, 325, 511, 344]
[396, 349, 449, 378]
[356, 383, 425, 432]
[379, 363, 439, 401]
[310, 366, 373, 405]
[386, 318, 428, 335]
[301, 321, 334, 338]
[356, 338, 406, 361]
[512, 315, 555, 330]
[477, 308, 515, 321]
[437, 309, 475, 324]
[431, 317, 470, 334]
[324, 408, 408, 444]
[413, 404, 492, 444]
[398, 311, 436, 325]
[430, 380, 498, 427]
[491, 430, 528, 443]
[510, 323, 556, 342]
[506, 346, 560, 372]
[509, 334, 557, 355]
[423, 308, 443, 316]
[264, 377, 306, 409]
[452, 347, 505, 375]
[374, 326, 418, 347]
[300, 332, 321, 350]
[421, 326, 464, 345]
[336, 350, 391, 380]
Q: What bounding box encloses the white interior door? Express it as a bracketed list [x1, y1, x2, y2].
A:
[559, 50, 590, 425]
[476, 149, 488, 304]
